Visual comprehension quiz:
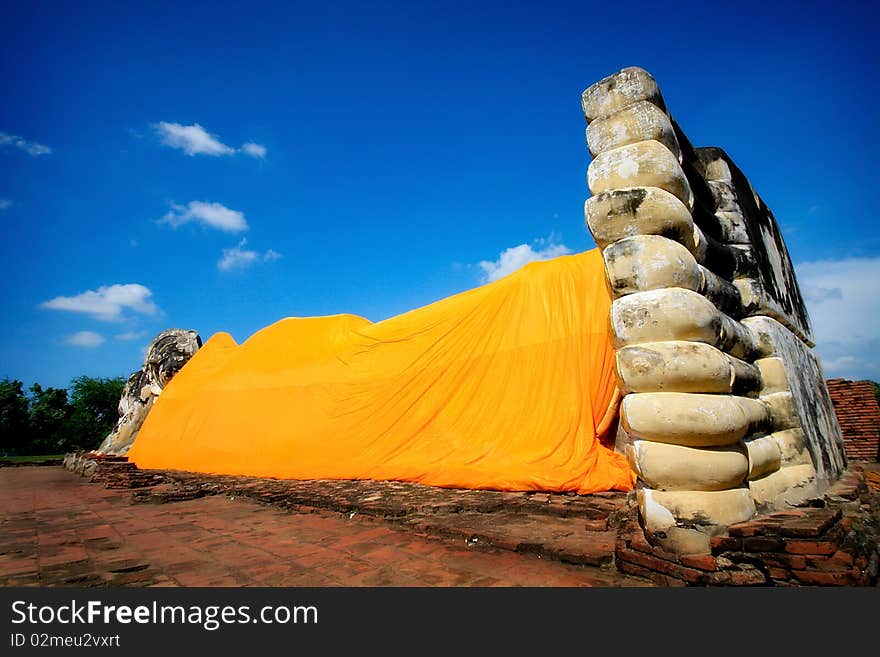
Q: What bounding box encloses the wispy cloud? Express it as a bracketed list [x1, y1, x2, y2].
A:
[218, 239, 281, 272]
[0, 199, 11, 211]
[153, 122, 267, 159]
[241, 142, 267, 159]
[63, 331, 105, 348]
[114, 330, 147, 342]
[41, 284, 159, 322]
[0, 131, 52, 156]
[153, 122, 234, 156]
[477, 235, 572, 284]
[160, 201, 248, 233]
[796, 256, 880, 380]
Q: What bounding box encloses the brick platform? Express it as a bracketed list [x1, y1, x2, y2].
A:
[6, 456, 879, 586]
[0, 466, 649, 587]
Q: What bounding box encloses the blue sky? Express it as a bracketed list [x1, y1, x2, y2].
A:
[2, 0, 878, 389]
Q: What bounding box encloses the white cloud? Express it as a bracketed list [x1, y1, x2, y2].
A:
[241, 142, 267, 159]
[477, 236, 572, 284]
[160, 200, 248, 233]
[0, 199, 10, 210]
[796, 257, 880, 380]
[115, 330, 147, 341]
[217, 239, 281, 272]
[41, 284, 159, 322]
[0, 131, 52, 156]
[153, 122, 235, 156]
[152, 122, 268, 159]
[63, 331, 105, 348]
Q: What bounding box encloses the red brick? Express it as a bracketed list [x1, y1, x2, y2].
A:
[826, 379, 880, 462]
[778, 509, 841, 538]
[792, 569, 857, 586]
[767, 566, 791, 581]
[728, 521, 766, 537]
[616, 547, 704, 584]
[705, 568, 768, 586]
[583, 518, 608, 531]
[767, 510, 807, 519]
[679, 554, 717, 572]
[551, 531, 616, 566]
[785, 540, 837, 556]
[743, 536, 785, 552]
[762, 553, 807, 569]
[1, 466, 650, 589]
[710, 535, 742, 552]
[618, 560, 686, 587]
[805, 550, 856, 570]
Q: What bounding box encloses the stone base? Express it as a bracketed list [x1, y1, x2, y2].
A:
[616, 465, 879, 585]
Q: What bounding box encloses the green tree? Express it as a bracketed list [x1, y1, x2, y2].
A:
[0, 378, 31, 455]
[64, 375, 126, 451]
[28, 383, 72, 453]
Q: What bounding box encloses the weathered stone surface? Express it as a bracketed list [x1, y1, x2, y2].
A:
[697, 147, 813, 344]
[706, 180, 739, 212]
[733, 277, 809, 343]
[584, 186, 697, 252]
[755, 357, 789, 394]
[713, 210, 751, 244]
[603, 235, 703, 296]
[588, 140, 693, 209]
[772, 428, 811, 466]
[96, 328, 201, 456]
[602, 235, 741, 314]
[639, 487, 756, 529]
[627, 440, 748, 491]
[762, 390, 800, 432]
[654, 526, 712, 556]
[616, 341, 759, 395]
[749, 464, 817, 509]
[586, 99, 679, 158]
[621, 392, 771, 447]
[610, 288, 756, 359]
[580, 65, 853, 554]
[744, 434, 783, 480]
[581, 66, 664, 123]
[744, 316, 847, 487]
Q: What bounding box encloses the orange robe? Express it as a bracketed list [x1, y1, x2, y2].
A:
[128, 249, 632, 494]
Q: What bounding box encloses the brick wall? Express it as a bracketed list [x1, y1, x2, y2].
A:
[826, 378, 880, 462]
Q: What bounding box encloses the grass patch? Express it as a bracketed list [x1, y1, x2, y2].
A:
[1, 454, 66, 464]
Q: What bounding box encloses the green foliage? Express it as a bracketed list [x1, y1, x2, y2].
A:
[65, 376, 126, 451]
[0, 375, 126, 456]
[0, 379, 31, 454]
[28, 383, 71, 453]
[871, 380, 880, 407]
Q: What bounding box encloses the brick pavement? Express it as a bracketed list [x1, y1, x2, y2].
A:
[0, 467, 651, 587]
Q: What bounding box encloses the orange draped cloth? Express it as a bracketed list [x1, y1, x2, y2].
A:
[128, 249, 632, 494]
